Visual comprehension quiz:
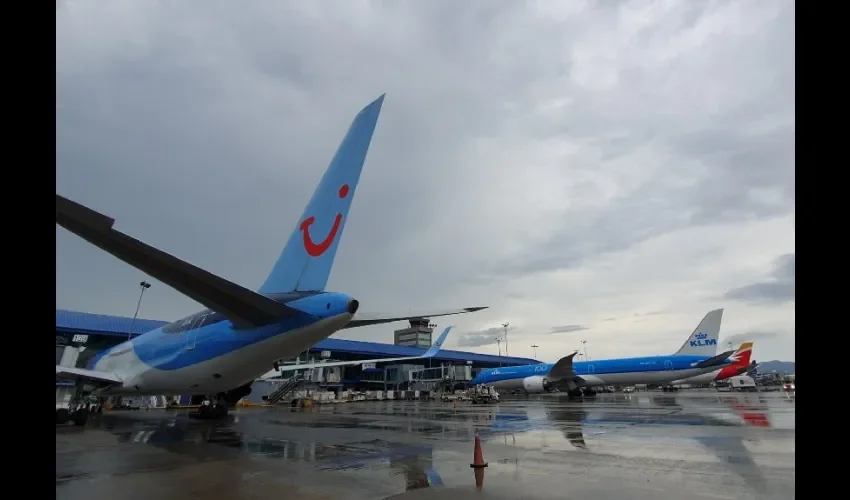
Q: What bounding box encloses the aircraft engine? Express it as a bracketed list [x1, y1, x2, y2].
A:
[522, 376, 551, 394]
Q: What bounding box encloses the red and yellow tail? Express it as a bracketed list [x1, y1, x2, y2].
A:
[730, 342, 754, 367]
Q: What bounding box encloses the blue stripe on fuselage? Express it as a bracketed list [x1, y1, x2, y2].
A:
[92, 292, 351, 371]
[472, 355, 713, 385]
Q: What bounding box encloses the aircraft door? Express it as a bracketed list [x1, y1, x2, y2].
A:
[588, 365, 595, 374]
[664, 360, 674, 371]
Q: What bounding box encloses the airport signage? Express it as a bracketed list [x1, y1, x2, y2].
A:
[72, 334, 89, 344]
[361, 362, 376, 370]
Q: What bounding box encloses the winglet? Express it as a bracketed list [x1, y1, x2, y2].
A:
[423, 326, 453, 358]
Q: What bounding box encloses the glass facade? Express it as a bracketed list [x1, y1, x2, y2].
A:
[393, 319, 434, 348]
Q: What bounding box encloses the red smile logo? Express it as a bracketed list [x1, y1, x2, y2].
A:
[300, 184, 350, 257]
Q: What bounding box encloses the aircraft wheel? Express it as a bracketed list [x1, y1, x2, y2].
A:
[73, 409, 89, 426]
[56, 409, 70, 425]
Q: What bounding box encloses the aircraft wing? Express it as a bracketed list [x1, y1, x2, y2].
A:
[547, 351, 580, 381]
[56, 194, 305, 329]
[56, 366, 123, 386]
[343, 308, 488, 329]
[262, 326, 454, 378]
[694, 349, 736, 369]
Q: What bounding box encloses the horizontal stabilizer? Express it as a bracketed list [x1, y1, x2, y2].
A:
[56, 194, 306, 329]
[694, 349, 735, 369]
[343, 307, 487, 329]
[547, 351, 579, 381]
[56, 366, 123, 386]
[261, 326, 454, 378]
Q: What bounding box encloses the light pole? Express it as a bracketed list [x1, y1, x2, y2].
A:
[581, 340, 588, 360]
[495, 337, 503, 366]
[428, 323, 437, 368]
[129, 281, 152, 340]
[502, 322, 509, 356]
[531, 344, 539, 358]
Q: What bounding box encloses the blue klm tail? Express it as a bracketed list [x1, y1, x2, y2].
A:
[673, 308, 723, 356]
[258, 95, 386, 294]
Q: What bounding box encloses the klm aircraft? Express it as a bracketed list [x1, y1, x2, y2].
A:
[472, 309, 733, 397]
[56, 95, 487, 424]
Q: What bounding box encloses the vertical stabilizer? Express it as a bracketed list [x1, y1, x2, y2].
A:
[730, 342, 754, 366]
[258, 95, 385, 294]
[673, 308, 724, 356]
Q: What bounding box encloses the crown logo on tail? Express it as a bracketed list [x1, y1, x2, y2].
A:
[694, 332, 708, 339]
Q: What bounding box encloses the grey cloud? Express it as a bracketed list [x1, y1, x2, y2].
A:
[723, 253, 795, 304]
[723, 331, 781, 347]
[456, 326, 514, 348]
[549, 325, 589, 334]
[55, 1, 794, 358]
[470, 3, 794, 280]
[634, 311, 664, 317]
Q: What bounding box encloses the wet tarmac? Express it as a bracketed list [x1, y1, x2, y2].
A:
[56, 391, 795, 500]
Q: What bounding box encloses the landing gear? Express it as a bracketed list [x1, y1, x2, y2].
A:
[56, 382, 94, 427]
[190, 383, 253, 420]
[566, 389, 584, 399]
[192, 399, 229, 420]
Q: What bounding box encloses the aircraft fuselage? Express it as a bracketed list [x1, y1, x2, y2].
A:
[474, 355, 732, 393]
[88, 291, 355, 395]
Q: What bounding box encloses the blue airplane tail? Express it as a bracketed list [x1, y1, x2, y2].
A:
[258, 95, 386, 294]
[673, 308, 723, 356]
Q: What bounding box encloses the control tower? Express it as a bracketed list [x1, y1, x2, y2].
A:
[393, 318, 434, 348]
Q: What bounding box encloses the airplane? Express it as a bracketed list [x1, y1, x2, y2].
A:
[55, 94, 487, 425]
[258, 325, 454, 379]
[471, 309, 735, 397]
[670, 342, 755, 386]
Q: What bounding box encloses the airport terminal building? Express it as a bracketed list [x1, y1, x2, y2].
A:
[56, 309, 539, 405]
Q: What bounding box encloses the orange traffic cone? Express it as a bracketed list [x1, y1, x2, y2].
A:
[469, 432, 488, 468]
[473, 466, 485, 490]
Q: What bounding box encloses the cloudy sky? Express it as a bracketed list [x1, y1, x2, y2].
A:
[56, 0, 795, 363]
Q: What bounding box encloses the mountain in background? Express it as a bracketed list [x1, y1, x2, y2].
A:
[755, 360, 795, 374]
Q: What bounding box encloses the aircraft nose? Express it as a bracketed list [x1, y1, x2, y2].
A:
[347, 299, 359, 315]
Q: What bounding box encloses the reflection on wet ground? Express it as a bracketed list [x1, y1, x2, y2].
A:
[56, 391, 794, 500]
